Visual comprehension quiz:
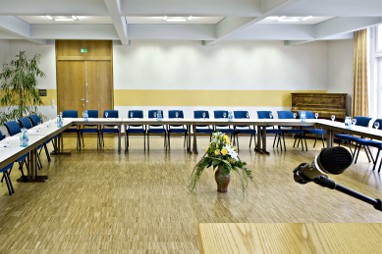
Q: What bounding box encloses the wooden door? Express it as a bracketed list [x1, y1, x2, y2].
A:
[56, 40, 113, 116]
[57, 61, 85, 114]
[85, 61, 113, 114]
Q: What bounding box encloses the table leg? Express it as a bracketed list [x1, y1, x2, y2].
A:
[255, 126, 269, 154]
[18, 148, 48, 182]
[51, 133, 71, 156]
[192, 125, 198, 154]
[118, 125, 121, 154]
[327, 129, 333, 147]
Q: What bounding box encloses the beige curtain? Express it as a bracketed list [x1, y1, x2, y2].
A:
[352, 29, 369, 117]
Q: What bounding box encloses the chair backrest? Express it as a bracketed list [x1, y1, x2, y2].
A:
[103, 110, 118, 118]
[128, 110, 144, 118]
[213, 110, 229, 119]
[194, 110, 209, 119]
[29, 114, 41, 126]
[4, 121, 21, 136]
[354, 116, 372, 127]
[299, 111, 315, 119]
[277, 111, 294, 119]
[148, 110, 163, 118]
[87, 110, 98, 118]
[168, 110, 184, 119]
[234, 110, 249, 119]
[372, 118, 382, 130]
[62, 110, 78, 118]
[257, 111, 273, 119]
[18, 117, 33, 129]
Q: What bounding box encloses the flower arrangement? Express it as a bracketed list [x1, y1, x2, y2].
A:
[189, 131, 253, 192]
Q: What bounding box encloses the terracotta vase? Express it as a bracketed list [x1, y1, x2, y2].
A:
[214, 167, 231, 193]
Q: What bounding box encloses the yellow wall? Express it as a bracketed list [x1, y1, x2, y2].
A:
[0, 89, 57, 106]
[114, 90, 327, 107]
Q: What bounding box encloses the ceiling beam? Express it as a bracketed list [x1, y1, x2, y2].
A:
[0, 16, 47, 44]
[0, 0, 108, 15]
[31, 24, 119, 40]
[205, 0, 299, 45]
[128, 24, 215, 40]
[104, 0, 129, 45]
[315, 17, 382, 39]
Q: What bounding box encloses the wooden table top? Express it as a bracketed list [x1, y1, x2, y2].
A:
[198, 223, 382, 254]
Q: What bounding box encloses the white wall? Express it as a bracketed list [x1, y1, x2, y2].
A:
[5, 41, 56, 89]
[114, 40, 329, 90]
[0, 41, 10, 67]
[0, 41, 57, 119]
[0, 39, 356, 119]
[327, 39, 354, 114]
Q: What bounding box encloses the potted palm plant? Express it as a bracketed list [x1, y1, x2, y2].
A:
[0, 51, 45, 125]
[189, 131, 253, 193]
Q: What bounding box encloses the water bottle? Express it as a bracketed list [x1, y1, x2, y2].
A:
[83, 110, 89, 121]
[57, 114, 63, 128]
[228, 111, 233, 122]
[20, 128, 29, 147]
[300, 111, 306, 122]
[157, 110, 162, 122]
[345, 116, 352, 129]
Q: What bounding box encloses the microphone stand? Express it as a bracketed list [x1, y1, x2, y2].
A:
[313, 176, 382, 212]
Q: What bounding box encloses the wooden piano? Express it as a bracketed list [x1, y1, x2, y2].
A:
[291, 93, 348, 120]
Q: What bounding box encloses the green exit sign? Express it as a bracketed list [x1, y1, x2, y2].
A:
[80, 48, 88, 53]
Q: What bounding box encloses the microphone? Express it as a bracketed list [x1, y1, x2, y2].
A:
[293, 146, 353, 184]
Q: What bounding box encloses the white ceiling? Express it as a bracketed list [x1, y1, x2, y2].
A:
[0, 0, 381, 46]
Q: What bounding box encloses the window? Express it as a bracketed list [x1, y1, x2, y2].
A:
[370, 24, 382, 118]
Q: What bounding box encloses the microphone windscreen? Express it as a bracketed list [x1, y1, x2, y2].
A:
[317, 146, 353, 175]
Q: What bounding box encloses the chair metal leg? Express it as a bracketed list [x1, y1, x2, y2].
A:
[3, 172, 14, 195]
[372, 149, 381, 171]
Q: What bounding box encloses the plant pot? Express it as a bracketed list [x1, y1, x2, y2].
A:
[214, 167, 231, 193]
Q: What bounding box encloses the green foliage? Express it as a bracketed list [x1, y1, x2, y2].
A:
[189, 131, 253, 193]
[0, 51, 45, 125]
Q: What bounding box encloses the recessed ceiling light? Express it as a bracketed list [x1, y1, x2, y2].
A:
[45, 15, 79, 22]
[162, 16, 193, 22]
[266, 16, 314, 23]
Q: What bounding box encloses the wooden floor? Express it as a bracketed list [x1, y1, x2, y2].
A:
[0, 135, 381, 253]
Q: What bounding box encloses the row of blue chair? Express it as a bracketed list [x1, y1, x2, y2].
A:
[336, 117, 382, 172]
[61, 109, 327, 153]
[0, 114, 47, 195]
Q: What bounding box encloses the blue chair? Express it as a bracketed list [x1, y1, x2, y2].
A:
[233, 110, 256, 150]
[125, 110, 146, 151]
[100, 110, 120, 149]
[277, 111, 306, 151]
[257, 111, 283, 150]
[167, 110, 188, 150]
[193, 110, 214, 135]
[352, 118, 382, 172]
[29, 114, 59, 155]
[298, 111, 326, 148]
[336, 116, 372, 156]
[62, 110, 81, 149]
[29, 114, 41, 126]
[3, 121, 29, 178]
[80, 110, 101, 149]
[19, 116, 52, 163]
[213, 110, 235, 138]
[0, 131, 15, 195]
[147, 110, 167, 150]
[100, 110, 121, 152]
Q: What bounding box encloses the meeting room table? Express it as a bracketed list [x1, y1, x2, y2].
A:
[1, 117, 381, 183]
[315, 119, 382, 147]
[0, 118, 72, 182]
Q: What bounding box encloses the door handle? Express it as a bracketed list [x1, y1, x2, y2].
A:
[80, 98, 85, 101]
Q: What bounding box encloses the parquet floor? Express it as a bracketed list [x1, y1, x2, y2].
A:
[0, 135, 381, 253]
